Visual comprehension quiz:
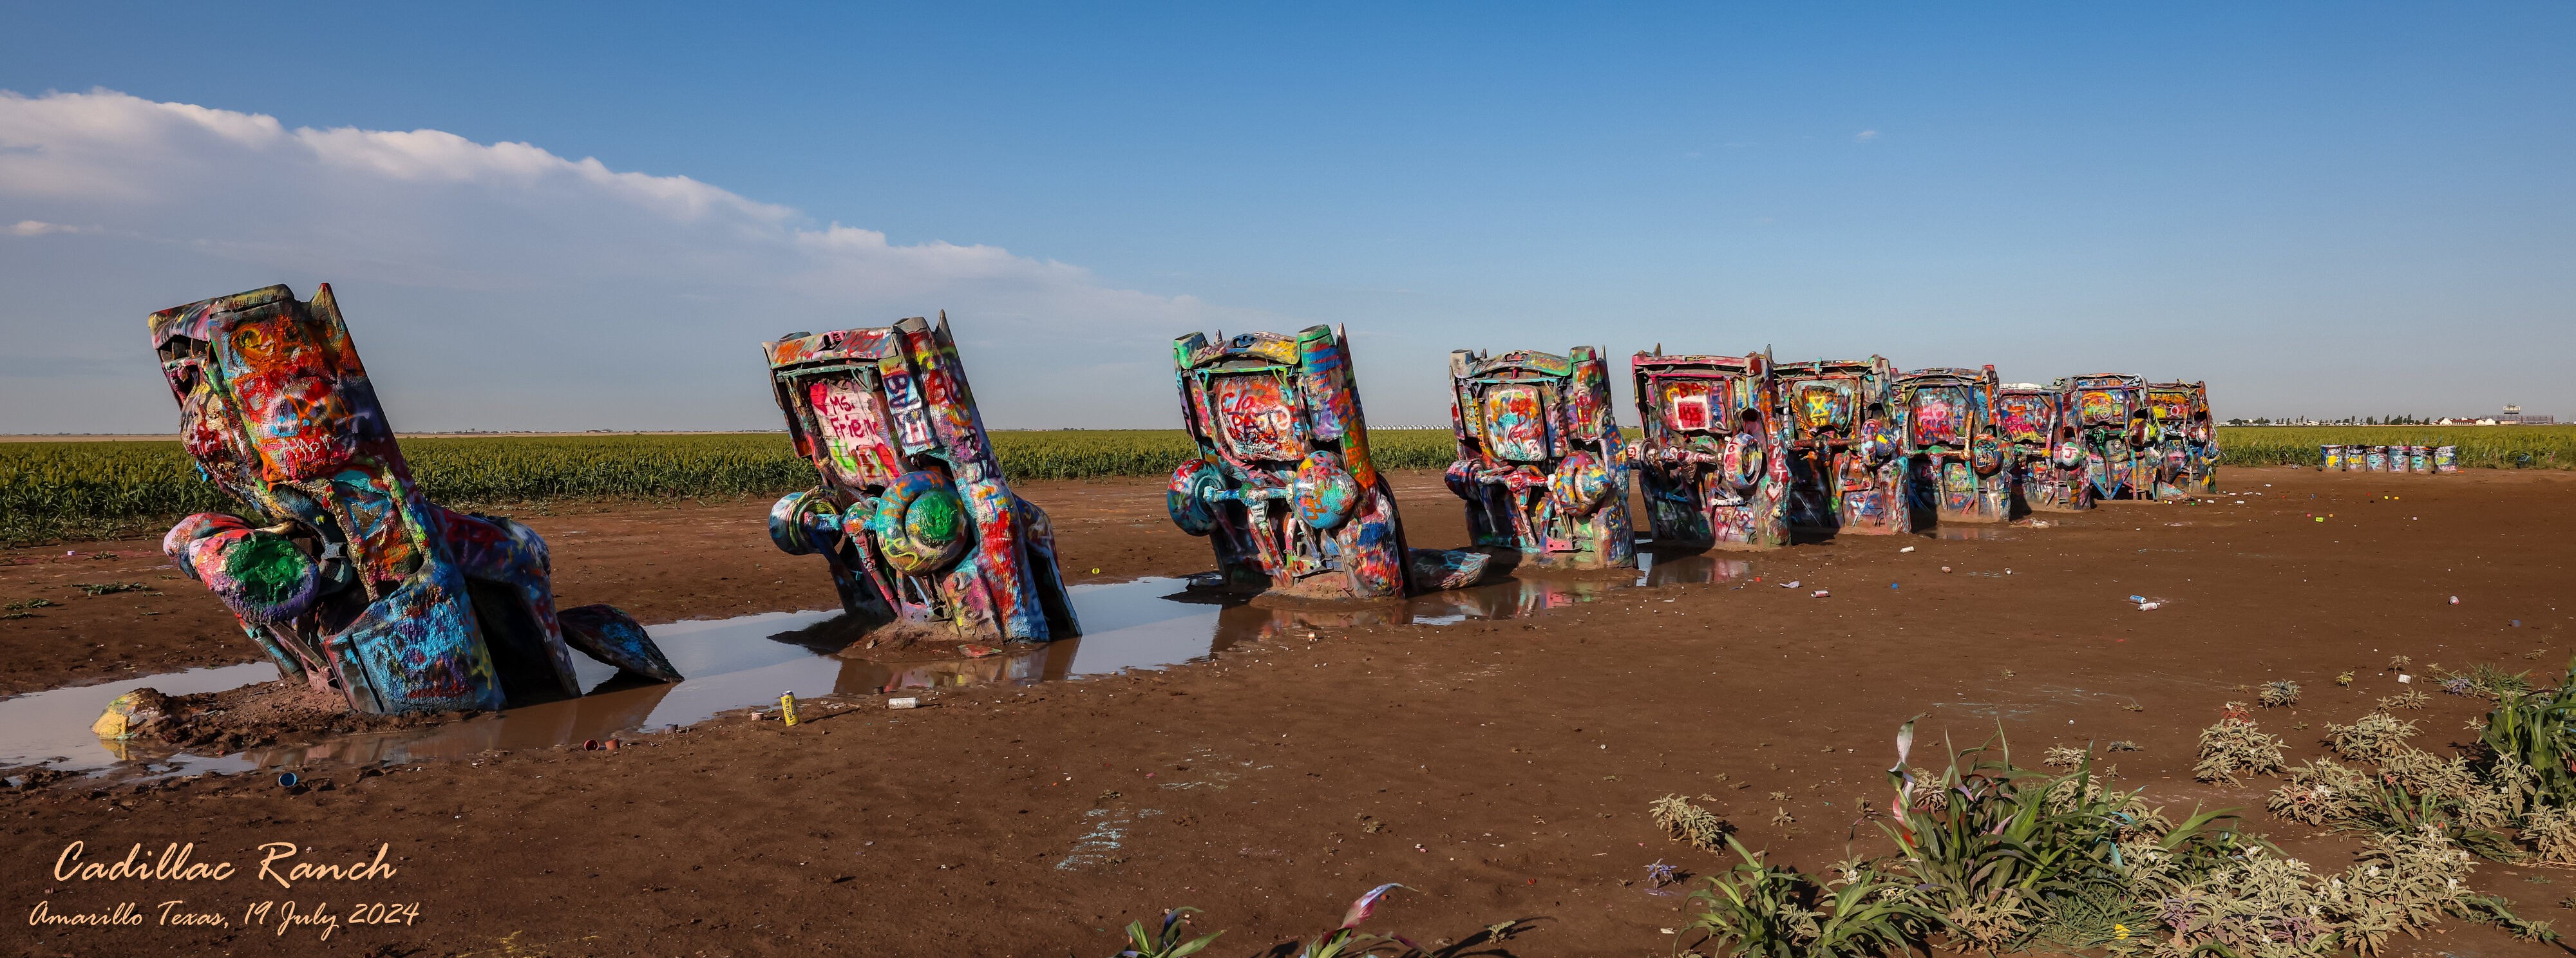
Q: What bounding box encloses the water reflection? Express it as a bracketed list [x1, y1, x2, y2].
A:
[1920, 525, 2014, 540]
[1633, 552, 1755, 587]
[10, 569, 1706, 781]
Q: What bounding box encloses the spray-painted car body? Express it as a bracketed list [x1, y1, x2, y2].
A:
[1773, 357, 1908, 536]
[2056, 373, 2152, 500]
[1443, 346, 1633, 569]
[150, 285, 677, 716]
[1168, 326, 1433, 598]
[762, 316, 1079, 641]
[1627, 351, 1790, 549]
[1994, 383, 2088, 512]
[1895, 366, 2007, 523]
[2145, 381, 2217, 497]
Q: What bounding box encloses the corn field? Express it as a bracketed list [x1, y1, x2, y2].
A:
[0, 430, 1461, 547]
[2215, 426, 2576, 469]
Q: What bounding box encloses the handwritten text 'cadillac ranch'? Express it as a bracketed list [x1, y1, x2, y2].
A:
[31, 841, 418, 940]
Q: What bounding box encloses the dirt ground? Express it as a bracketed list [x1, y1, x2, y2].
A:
[5, 467, 2575, 957]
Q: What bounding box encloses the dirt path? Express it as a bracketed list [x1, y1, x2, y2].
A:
[5, 467, 2574, 956]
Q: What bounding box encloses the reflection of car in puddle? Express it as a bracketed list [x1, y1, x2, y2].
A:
[1631, 552, 1755, 587]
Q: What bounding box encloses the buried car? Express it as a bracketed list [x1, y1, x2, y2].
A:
[2056, 372, 2153, 502]
[762, 316, 1079, 642]
[1994, 382, 2089, 512]
[1772, 357, 1908, 536]
[1895, 366, 2007, 523]
[149, 284, 678, 717]
[1627, 349, 1791, 549]
[1169, 326, 1494, 598]
[2145, 380, 2217, 498]
[1443, 346, 1634, 570]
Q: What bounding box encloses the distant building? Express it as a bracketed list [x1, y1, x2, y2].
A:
[2499, 403, 2553, 425]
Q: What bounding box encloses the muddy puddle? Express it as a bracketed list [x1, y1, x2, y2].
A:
[1922, 524, 2016, 540]
[4, 559, 1748, 782]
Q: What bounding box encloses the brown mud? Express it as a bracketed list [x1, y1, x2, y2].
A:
[3, 467, 2574, 957]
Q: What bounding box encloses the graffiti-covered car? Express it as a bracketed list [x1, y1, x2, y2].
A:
[1773, 357, 1908, 536]
[1895, 366, 2005, 523]
[2056, 373, 2151, 501]
[1627, 350, 1790, 549]
[2145, 380, 2217, 497]
[1994, 382, 2088, 512]
[1443, 346, 1633, 570]
[151, 285, 678, 716]
[1169, 326, 1454, 598]
[762, 316, 1080, 642]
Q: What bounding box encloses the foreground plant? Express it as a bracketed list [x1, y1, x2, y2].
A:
[2195, 704, 2289, 785]
[1293, 883, 1418, 958]
[1652, 794, 1733, 852]
[1873, 720, 2248, 953]
[2481, 655, 2576, 807]
[2260, 680, 2302, 708]
[2326, 711, 2417, 763]
[1683, 834, 1927, 958]
[1108, 907, 1224, 958]
[2154, 824, 2555, 955]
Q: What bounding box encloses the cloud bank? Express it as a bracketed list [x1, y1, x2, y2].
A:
[0, 88, 1264, 432]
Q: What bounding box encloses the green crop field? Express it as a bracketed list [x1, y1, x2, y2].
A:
[0, 429, 1460, 547]
[2214, 425, 2576, 469]
[11, 426, 2562, 548]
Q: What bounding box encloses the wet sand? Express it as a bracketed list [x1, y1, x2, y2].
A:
[4, 467, 2573, 956]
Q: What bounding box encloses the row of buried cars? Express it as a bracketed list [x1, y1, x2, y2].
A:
[139, 283, 2211, 717]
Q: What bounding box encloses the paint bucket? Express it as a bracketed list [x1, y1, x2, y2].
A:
[2408, 446, 2430, 473]
[2365, 447, 2387, 472]
[2321, 444, 2343, 471]
[2436, 446, 2458, 473]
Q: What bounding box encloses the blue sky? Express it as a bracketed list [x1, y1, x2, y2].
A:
[3, 3, 2570, 431]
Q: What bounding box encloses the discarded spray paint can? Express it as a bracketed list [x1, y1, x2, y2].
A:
[278, 771, 299, 788]
[888, 697, 921, 709]
[779, 691, 800, 726]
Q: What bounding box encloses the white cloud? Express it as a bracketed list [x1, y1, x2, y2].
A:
[7, 220, 93, 236]
[1855, 129, 1880, 143]
[0, 88, 1268, 431]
